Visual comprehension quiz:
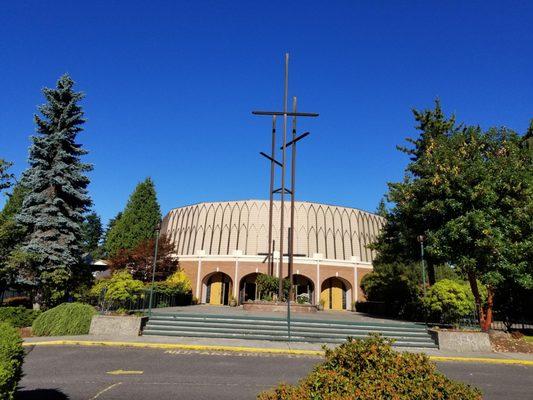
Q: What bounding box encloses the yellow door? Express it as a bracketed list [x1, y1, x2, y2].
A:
[320, 278, 344, 310]
[320, 285, 330, 310]
[209, 275, 223, 305]
[331, 279, 343, 310]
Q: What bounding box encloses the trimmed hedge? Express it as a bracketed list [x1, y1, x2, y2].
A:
[0, 322, 24, 400]
[258, 335, 482, 400]
[0, 307, 41, 328]
[32, 303, 96, 336]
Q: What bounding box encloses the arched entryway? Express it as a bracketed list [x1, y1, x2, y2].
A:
[320, 277, 352, 310]
[202, 272, 232, 305]
[239, 273, 260, 303]
[287, 274, 315, 304]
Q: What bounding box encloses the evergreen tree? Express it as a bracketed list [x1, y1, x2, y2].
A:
[375, 198, 388, 218]
[15, 74, 92, 307]
[371, 100, 458, 283]
[104, 178, 161, 257]
[0, 185, 28, 294]
[81, 211, 103, 259]
[0, 158, 14, 194]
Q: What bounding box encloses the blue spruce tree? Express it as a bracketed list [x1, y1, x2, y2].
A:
[16, 75, 92, 307]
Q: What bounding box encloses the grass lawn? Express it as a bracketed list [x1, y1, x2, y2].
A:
[524, 335, 533, 343]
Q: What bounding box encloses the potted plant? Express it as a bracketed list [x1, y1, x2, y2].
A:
[318, 298, 325, 311]
[229, 295, 237, 307]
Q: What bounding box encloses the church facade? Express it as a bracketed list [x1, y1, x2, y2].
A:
[161, 199, 385, 310]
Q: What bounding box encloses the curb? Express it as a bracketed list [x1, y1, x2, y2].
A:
[23, 340, 323, 356]
[23, 340, 533, 366]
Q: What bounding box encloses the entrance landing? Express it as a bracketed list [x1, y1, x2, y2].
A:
[153, 304, 416, 325]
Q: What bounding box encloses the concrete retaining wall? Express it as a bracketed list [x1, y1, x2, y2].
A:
[89, 315, 148, 337]
[430, 329, 492, 352]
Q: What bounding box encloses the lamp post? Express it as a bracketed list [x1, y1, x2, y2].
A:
[417, 235, 427, 297]
[148, 221, 162, 317]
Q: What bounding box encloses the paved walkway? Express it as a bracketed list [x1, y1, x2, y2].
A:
[152, 304, 420, 324]
[23, 334, 533, 364]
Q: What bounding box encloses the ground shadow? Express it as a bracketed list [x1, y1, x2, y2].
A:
[17, 388, 70, 399]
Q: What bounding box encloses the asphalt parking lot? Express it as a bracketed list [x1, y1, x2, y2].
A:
[18, 345, 533, 400]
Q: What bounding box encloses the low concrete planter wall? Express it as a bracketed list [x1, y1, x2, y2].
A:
[242, 302, 317, 313]
[89, 315, 148, 337]
[430, 329, 492, 352]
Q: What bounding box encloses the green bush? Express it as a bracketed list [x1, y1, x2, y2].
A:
[423, 279, 476, 324]
[89, 270, 144, 305]
[360, 263, 422, 319]
[258, 335, 481, 400]
[255, 274, 291, 301]
[0, 307, 41, 328]
[32, 302, 96, 336]
[0, 322, 24, 400]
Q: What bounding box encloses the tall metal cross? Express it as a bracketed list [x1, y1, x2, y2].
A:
[252, 53, 319, 301]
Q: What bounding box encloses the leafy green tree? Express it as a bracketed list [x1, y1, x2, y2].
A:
[81, 211, 103, 259]
[15, 75, 92, 307]
[372, 102, 532, 331]
[426, 126, 532, 331]
[104, 178, 161, 256]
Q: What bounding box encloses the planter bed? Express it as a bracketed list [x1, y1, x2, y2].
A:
[242, 301, 317, 313]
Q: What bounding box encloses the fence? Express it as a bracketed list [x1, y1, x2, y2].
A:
[96, 288, 192, 314]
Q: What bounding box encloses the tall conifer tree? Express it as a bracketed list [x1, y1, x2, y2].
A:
[104, 178, 161, 257]
[16, 75, 92, 306]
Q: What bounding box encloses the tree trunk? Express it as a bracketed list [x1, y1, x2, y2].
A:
[467, 272, 493, 332]
[467, 271, 485, 329]
[481, 286, 494, 332]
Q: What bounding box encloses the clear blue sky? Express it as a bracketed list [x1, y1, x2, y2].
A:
[1, 1, 532, 224]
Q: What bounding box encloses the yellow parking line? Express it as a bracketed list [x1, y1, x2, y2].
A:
[107, 369, 144, 375]
[23, 340, 533, 365]
[429, 356, 533, 366]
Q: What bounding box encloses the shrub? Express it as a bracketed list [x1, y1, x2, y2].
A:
[360, 263, 422, 319]
[90, 271, 144, 305]
[164, 270, 192, 292]
[0, 307, 41, 328]
[0, 322, 24, 400]
[423, 279, 476, 324]
[296, 293, 310, 304]
[256, 274, 291, 300]
[32, 302, 96, 336]
[258, 335, 482, 400]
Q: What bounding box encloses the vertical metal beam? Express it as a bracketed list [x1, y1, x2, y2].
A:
[278, 53, 289, 300]
[267, 115, 276, 275]
[289, 96, 297, 301]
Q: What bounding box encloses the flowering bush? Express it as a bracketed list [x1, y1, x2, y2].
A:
[258, 335, 481, 400]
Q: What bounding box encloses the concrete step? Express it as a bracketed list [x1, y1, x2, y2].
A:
[144, 324, 436, 343]
[142, 329, 438, 348]
[149, 314, 428, 333]
[146, 321, 432, 339]
[144, 312, 438, 349]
